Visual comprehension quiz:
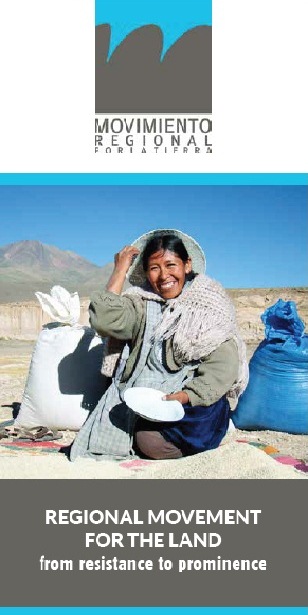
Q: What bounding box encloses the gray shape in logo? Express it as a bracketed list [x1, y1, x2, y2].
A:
[96, 24, 212, 113]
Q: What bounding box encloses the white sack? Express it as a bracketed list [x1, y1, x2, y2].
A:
[16, 286, 107, 430]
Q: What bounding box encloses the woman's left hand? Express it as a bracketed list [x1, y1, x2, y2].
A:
[162, 391, 189, 405]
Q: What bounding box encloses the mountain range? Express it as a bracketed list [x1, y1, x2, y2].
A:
[1, 241, 307, 342]
[0, 240, 113, 303]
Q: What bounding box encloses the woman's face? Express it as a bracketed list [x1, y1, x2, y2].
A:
[146, 249, 192, 299]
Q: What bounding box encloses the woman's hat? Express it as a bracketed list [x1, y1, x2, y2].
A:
[127, 229, 206, 286]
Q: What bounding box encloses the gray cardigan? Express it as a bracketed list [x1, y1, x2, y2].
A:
[89, 289, 239, 407]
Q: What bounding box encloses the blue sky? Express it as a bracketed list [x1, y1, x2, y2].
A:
[0, 185, 306, 288]
[96, 0, 212, 58]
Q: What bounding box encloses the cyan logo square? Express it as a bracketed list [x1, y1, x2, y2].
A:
[95, 0, 212, 114]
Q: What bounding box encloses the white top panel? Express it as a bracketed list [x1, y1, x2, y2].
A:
[0, 0, 307, 173]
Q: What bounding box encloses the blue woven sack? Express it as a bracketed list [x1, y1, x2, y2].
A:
[233, 299, 308, 435]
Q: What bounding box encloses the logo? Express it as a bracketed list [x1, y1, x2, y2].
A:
[95, 0, 212, 155]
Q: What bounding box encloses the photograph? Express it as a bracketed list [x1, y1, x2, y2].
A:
[0, 184, 307, 479]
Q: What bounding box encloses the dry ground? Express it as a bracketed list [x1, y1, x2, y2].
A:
[0, 340, 307, 463]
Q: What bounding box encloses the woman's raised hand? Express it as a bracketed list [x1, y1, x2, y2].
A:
[114, 246, 140, 274]
[106, 245, 140, 294]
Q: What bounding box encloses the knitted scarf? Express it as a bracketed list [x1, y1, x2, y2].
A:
[102, 274, 249, 400]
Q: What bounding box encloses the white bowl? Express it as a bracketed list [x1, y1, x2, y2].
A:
[123, 387, 184, 422]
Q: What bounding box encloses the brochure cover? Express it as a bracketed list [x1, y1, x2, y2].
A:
[0, 1, 307, 615]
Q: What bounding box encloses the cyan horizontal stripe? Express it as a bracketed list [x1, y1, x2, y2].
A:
[0, 174, 306, 186]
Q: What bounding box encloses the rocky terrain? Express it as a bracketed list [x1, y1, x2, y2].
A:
[0, 288, 307, 344]
[1, 240, 306, 344]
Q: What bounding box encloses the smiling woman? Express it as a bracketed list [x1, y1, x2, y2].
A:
[70, 229, 248, 462]
[142, 236, 192, 299]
